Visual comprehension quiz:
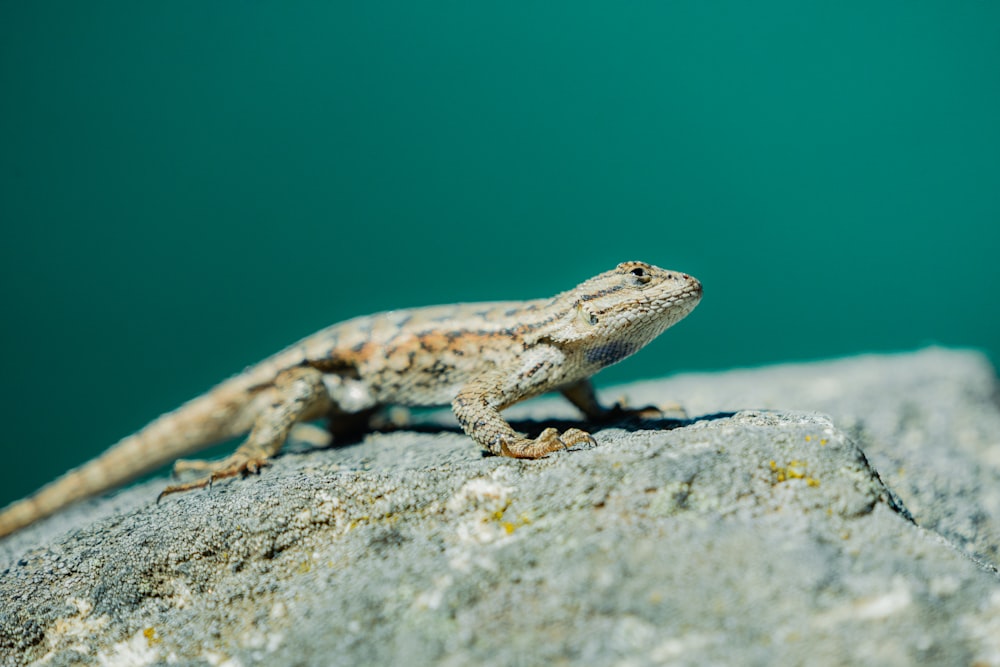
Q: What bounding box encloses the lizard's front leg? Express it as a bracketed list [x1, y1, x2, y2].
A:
[452, 370, 596, 459]
[161, 366, 332, 497]
[560, 378, 670, 422]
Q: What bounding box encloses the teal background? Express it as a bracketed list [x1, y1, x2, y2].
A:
[1, 3, 998, 509]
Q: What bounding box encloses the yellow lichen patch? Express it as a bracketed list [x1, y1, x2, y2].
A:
[143, 627, 161, 646]
[346, 515, 372, 531]
[498, 512, 532, 535]
[770, 460, 820, 487]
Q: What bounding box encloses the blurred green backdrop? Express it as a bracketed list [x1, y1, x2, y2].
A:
[1, 2, 997, 509]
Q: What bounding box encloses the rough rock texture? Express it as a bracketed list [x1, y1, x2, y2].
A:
[1, 347, 998, 666]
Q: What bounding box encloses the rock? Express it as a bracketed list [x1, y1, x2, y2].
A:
[624, 346, 1000, 565]
[1, 347, 998, 666]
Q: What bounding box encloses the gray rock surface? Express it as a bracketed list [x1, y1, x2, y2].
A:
[1, 347, 998, 666]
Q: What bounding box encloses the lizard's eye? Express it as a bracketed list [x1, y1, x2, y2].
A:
[626, 266, 652, 286]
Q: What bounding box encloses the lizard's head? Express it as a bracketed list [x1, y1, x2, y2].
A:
[550, 261, 702, 367]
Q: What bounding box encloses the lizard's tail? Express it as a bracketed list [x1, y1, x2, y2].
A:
[0, 379, 261, 538]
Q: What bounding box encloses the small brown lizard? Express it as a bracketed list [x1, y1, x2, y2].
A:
[0, 261, 701, 537]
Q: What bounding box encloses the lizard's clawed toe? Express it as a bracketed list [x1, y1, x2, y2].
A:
[496, 427, 597, 458]
[157, 477, 211, 502]
[159, 455, 271, 502]
[558, 427, 598, 449]
[202, 454, 270, 483]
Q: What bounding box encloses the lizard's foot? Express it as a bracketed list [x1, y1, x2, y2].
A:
[159, 452, 271, 500]
[609, 397, 687, 421]
[498, 427, 597, 459]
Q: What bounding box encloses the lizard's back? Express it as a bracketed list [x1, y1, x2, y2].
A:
[249, 297, 557, 407]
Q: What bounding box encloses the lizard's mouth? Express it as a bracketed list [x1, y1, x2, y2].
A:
[651, 280, 702, 320]
[686, 278, 703, 297]
[666, 278, 702, 303]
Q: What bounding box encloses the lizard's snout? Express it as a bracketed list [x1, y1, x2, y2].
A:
[669, 271, 702, 296]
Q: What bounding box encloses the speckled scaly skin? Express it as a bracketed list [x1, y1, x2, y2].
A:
[0, 261, 701, 537]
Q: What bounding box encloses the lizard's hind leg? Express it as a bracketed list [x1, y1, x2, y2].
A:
[160, 366, 332, 498]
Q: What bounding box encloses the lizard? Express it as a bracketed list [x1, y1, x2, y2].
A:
[0, 261, 702, 538]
